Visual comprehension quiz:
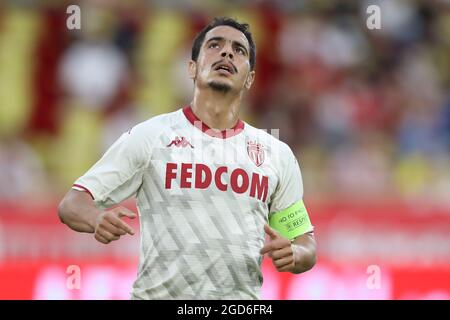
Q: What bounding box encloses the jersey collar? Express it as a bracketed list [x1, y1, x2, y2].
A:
[182, 105, 245, 139]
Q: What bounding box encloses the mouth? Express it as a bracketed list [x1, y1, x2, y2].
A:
[213, 61, 236, 75]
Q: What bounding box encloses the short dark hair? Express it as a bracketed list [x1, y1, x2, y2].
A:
[191, 17, 256, 71]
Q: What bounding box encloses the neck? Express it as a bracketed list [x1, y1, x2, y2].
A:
[190, 87, 242, 131]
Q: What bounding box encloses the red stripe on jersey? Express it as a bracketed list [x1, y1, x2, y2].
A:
[72, 184, 94, 200]
[182, 106, 244, 139]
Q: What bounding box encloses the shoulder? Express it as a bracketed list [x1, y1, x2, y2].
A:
[113, 109, 183, 156]
[243, 122, 295, 159]
[129, 109, 183, 137]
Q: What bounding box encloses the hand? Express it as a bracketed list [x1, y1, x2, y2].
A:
[93, 206, 136, 244]
[260, 224, 295, 272]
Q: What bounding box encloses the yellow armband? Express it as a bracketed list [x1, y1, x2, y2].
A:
[269, 200, 313, 240]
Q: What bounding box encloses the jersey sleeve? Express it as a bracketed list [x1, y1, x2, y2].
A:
[268, 145, 314, 236]
[72, 127, 150, 209]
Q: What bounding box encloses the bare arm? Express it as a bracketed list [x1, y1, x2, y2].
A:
[58, 189, 136, 244]
[260, 224, 317, 274]
[58, 189, 101, 233]
[291, 231, 317, 274]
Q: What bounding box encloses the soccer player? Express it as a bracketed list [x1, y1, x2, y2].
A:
[58, 17, 316, 299]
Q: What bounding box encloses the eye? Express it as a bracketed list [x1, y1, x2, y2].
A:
[235, 47, 246, 55]
[208, 42, 219, 49]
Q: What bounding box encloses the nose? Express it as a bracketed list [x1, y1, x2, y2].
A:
[220, 46, 233, 60]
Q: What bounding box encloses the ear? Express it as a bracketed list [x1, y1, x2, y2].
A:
[244, 70, 255, 90]
[188, 60, 197, 81]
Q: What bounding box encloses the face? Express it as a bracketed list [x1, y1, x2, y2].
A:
[189, 25, 255, 93]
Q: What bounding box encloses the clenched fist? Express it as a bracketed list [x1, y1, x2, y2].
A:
[94, 207, 136, 244]
[260, 224, 296, 272]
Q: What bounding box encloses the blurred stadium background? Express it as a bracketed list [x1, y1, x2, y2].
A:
[1, 0, 450, 299]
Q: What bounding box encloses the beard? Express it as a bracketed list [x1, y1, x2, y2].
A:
[207, 80, 232, 93]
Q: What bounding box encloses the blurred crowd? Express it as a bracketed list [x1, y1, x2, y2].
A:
[0, 0, 449, 205]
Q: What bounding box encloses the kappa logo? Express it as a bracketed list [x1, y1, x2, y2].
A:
[247, 141, 265, 167]
[167, 136, 194, 148]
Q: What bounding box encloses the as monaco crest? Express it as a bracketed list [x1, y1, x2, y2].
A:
[247, 141, 265, 167]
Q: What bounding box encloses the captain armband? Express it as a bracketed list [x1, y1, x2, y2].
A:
[269, 200, 313, 241]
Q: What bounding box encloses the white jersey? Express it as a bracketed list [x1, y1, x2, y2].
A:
[73, 106, 312, 299]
